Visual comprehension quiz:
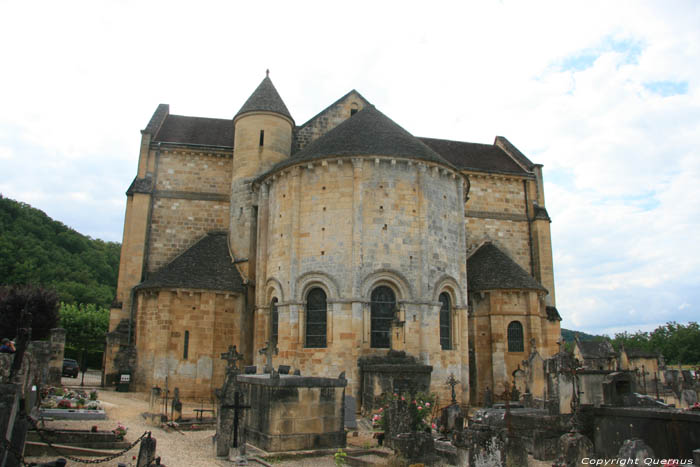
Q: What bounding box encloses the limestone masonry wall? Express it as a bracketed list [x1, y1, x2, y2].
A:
[155, 150, 232, 194]
[148, 198, 229, 273]
[134, 290, 243, 398]
[294, 92, 368, 151]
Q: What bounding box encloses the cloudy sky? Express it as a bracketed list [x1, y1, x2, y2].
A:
[1, 1, 698, 336]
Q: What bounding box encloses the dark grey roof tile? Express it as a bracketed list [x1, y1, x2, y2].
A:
[154, 115, 234, 147]
[235, 76, 293, 121]
[419, 137, 529, 175]
[467, 242, 546, 292]
[137, 232, 244, 293]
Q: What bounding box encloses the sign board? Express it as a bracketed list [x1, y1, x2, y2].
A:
[120, 374, 131, 383]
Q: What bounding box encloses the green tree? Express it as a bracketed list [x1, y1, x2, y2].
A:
[0, 285, 60, 340]
[59, 303, 109, 369]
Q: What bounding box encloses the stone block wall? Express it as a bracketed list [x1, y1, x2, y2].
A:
[147, 198, 229, 273]
[133, 289, 243, 398]
[294, 91, 369, 151]
[156, 150, 232, 194]
[238, 374, 346, 452]
[255, 156, 469, 406]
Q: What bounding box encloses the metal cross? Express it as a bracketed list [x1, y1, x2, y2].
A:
[222, 391, 251, 449]
[445, 373, 460, 404]
[221, 345, 244, 374]
[258, 341, 278, 375]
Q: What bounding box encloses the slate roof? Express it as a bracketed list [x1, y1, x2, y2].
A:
[262, 105, 455, 176]
[578, 340, 616, 359]
[546, 306, 562, 322]
[153, 115, 234, 148]
[126, 177, 154, 195]
[467, 242, 546, 292]
[136, 232, 244, 293]
[235, 76, 293, 121]
[419, 137, 529, 175]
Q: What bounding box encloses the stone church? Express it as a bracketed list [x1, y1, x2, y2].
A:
[105, 72, 561, 407]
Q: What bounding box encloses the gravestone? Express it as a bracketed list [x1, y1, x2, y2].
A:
[681, 389, 698, 407]
[344, 395, 357, 429]
[171, 388, 182, 422]
[484, 386, 493, 408]
[554, 432, 594, 467]
[244, 366, 256, 375]
[215, 345, 244, 457]
[617, 438, 654, 462]
[278, 365, 290, 375]
[258, 341, 278, 375]
[136, 432, 157, 467]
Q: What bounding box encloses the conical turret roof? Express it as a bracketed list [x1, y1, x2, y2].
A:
[235, 73, 293, 121]
[264, 105, 454, 175]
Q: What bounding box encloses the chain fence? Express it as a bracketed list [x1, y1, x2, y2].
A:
[1, 413, 154, 467]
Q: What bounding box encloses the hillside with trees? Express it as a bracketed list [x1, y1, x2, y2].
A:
[0, 195, 120, 308]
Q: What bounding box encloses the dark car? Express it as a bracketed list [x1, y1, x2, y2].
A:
[62, 358, 79, 378]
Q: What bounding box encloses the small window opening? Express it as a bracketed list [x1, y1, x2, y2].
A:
[259, 130, 265, 146]
[183, 330, 190, 360]
[350, 108, 358, 116]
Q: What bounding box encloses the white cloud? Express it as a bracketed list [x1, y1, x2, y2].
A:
[1, 0, 699, 333]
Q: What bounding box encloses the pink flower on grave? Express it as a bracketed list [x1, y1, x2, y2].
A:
[431, 423, 437, 429]
[425, 402, 431, 407]
[418, 406, 423, 410]
[378, 407, 383, 412]
[401, 396, 405, 401]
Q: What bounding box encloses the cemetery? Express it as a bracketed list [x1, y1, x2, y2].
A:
[2, 314, 700, 466]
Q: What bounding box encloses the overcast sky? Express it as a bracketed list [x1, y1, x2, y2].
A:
[1, 1, 698, 336]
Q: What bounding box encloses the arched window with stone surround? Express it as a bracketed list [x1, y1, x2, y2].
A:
[371, 286, 395, 348]
[270, 298, 279, 345]
[439, 292, 452, 350]
[305, 288, 327, 348]
[507, 321, 524, 352]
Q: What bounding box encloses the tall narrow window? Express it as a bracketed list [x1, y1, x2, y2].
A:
[271, 298, 279, 345]
[183, 330, 190, 360]
[439, 292, 452, 350]
[305, 288, 327, 348]
[259, 129, 265, 146]
[507, 321, 524, 352]
[371, 286, 395, 348]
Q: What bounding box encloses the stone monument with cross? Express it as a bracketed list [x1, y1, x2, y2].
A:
[258, 341, 278, 377]
[215, 345, 245, 457]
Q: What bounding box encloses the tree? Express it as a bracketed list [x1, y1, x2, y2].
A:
[59, 303, 109, 369]
[0, 285, 60, 340]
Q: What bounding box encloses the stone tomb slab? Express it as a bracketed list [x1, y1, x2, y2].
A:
[236, 374, 347, 452]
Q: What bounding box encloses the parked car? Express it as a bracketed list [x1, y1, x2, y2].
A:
[62, 358, 79, 378]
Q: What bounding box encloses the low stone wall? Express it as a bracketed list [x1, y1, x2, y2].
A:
[592, 407, 700, 458]
[237, 374, 346, 452]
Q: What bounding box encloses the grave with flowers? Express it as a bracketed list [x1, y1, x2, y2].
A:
[38, 386, 106, 420]
[371, 391, 438, 463]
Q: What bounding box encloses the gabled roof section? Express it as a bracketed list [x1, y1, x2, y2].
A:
[419, 137, 529, 175]
[467, 242, 546, 292]
[494, 136, 536, 171]
[153, 115, 234, 148]
[265, 106, 454, 174]
[297, 89, 370, 130]
[235, 75, 293, 122]
[143, 104, 169, 136]
[136, 232, 244, 293]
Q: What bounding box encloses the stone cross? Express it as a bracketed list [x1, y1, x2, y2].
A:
[221, 345, 244, 375]
[445, 373, 460, 404]
[258, 341, 278, 375]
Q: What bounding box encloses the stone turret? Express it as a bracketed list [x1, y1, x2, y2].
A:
[230, 72, 293, 278]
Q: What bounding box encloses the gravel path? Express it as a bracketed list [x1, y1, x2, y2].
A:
[24, 387, 552, 466]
